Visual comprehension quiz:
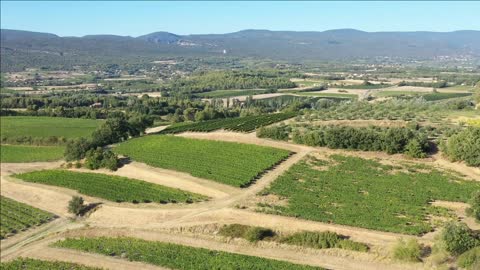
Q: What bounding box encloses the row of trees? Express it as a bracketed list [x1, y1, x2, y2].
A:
[258, 125, 430, 158]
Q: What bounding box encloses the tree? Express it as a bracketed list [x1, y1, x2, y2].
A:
[68, 196, 85, 216]
[64, 138, 92, 161]
[443, 127, 480, 167]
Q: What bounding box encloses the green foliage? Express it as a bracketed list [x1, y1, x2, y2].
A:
[0, 144, 64, 163]
[115, 136, 291, 187]
[0, 116, 101, 143]
[53, 237, 325, 270]
[466, 191, 480, 222]
[441, 222, 480, 256]
[84, 147, 119, 171]
[68, 196, 85, 216]
[289, 125, 429, 156]
[15, 170, 206, 204]
[256, 125, 290, 141]
[194, 89, 273, 98]
[280, 231, 368, 252]
[262, 155, 480, 235]
[161, 113, 296, 134]
[392, 238, 422, 262]
[0, 258, 101, 270]
[64, 138, 92, 161]
[404, 139, 428, 158]
[457, 247, 480, 269]
[443, 127, 480, 167]
[218, 224, 275, 243]
[0, 196, 55, 239]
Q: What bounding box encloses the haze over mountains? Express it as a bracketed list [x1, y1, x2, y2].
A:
[1, 28, 480, 70]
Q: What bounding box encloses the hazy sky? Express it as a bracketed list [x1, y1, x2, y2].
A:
[1, 1, 479, 37]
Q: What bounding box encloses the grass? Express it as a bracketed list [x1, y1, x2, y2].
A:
[0, 144, 64, 162]
[53, 237, 325, 270]
[115, 136, 291, 187]
[392, 239, 422, 262]
[218, 224, 368, 252]
[0, 116, 101, 139]
[160, 113, 296, 134]
[194, 89, 269, 98]
[0, 258, 101, 270]
[336, 84, 392, 90]
[260, 155, 480, 235]
[1, 196, 56, 239]
[15, 170, 206, 204]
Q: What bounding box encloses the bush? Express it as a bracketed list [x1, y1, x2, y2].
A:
[392, 238, 422, 262]
[457, 247, 480, 269]
[441, 222, 479, 256]
[466, 191, 480, 223]
[256, 125, 289, 141]
[280, 231, 368, 252]
[67, 196, 85, 216]
[218, 224, 275, 243]
[64, 138, 92, 161]
[244, 227, 275, 243]
[405, 139, 428, 158]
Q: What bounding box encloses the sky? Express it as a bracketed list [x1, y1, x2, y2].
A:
[1, 1, 479, 37]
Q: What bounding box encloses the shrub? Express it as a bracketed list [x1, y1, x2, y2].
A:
[68, 196, 85, 216]
[405, 139, 428, 158]
[280, 231, 368, 252]
[218, 224, 275, 243]
[244, 227, 275, 243]
[441, 222, 479, 256]
[457, 247, 480, 269]
[64, 138, 92, 161]
[392, 238, 422, 262]
[466, 191, 480, 222]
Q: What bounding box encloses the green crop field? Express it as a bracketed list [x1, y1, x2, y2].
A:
[15, 170, 206, 204]
[260, 155, 480, 235]
[115, 136, 291, 187]
[1, 196, 56, 239]
[54, 237, 324, 270]
[194, 89, 269, 98]
[0, 145, 64, 163]
[296, 92, 357, 99]
[0, 116, 101, 139]
[336, 84, 393, 90]
[161, 113, 296, 134]
[0, 258, 101, 270]
[374, 91, 472, 101]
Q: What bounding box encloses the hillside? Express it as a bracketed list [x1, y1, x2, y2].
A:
[1, 28, 480, 71]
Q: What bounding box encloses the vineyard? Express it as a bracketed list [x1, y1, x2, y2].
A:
[0, 116, 101, 139]
[0, 196, 56, 239]
[15, 170, 206, 204]
[260, 155, 480, 235]
[53, 237, 325, 270]
[194, 89, 269, 98]
[0, 145, 64, 163]
[0, 258, 101, 270]
[115, 136, 291, 187]
[160, 113, 296, 134]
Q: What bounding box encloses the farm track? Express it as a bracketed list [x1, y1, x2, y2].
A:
[1, 131, 479, 270]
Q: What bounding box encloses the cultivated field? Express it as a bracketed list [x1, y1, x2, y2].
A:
[115, 136, 291, 187]
[260, 154, 480, 235]
[0, 258, 101, 270]
[15, 170, 206, 204]
[0, 196, 56, 239]
[54, 237, 325, 270]
[0, 145, 64, 163]
[0, 116, 101, 139]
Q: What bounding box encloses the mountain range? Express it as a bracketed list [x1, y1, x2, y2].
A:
[2, 28, 480, 71]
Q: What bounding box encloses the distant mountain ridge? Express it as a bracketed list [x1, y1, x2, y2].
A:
[2, 28, 480, 71]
